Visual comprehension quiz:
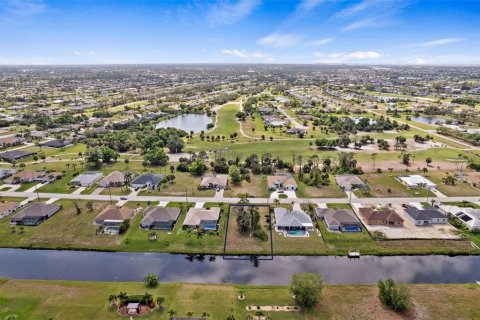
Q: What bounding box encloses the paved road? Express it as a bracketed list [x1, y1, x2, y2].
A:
[1, 190, 476, 205]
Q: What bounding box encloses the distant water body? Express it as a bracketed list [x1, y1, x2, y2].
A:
[156, 114, 211, 132]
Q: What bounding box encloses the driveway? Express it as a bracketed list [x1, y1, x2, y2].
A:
[270, 190, 297, 199]
[91, 187, 104, 195]
[71, 187, 86, 195]
[214, 189, 224, 198]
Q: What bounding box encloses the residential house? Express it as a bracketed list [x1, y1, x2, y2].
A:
[94, 205, 135, 226]
[70, 172, 103, 187]
[98, 171, 127, 188]
[439, 205, 480, 231]
[140, 206, 181, 230]
[316, 208, 362, 231]
[0, 201, 20, 219]
[199, 174, 229, 189]
[43, 139, 71, 148]
[10, 202, 61, 226]
[358, 207, 404, 226]
[404, 207, 447, 226]
[274, 207, 314, 232]
[0, 136, 23, 148]
[286, 127, 308, 135]
[397, 175, 437, 190]
[267, 174, 297, 191]
[0, 150, 35, 162]
[183, 207, 221, 230]
[335, 175, 366, 191]
[131, 173, 165, 190]
[0, 169, 16, 179]
[4, 170, 46, 184]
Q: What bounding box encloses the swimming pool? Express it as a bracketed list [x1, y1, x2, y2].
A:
[342, 226, 362, 232]
[286, 230, 306, 236]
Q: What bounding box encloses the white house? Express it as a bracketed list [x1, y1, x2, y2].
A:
[397, 175, 437, 190]
[439, 205, 480, 231]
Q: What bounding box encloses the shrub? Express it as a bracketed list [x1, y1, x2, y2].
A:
[290, 272, 323, 308]
[143, 273, 159, 288]
[378, 278, 411, 312]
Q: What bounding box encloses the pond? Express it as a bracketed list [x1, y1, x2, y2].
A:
[156, 114, 212, 132]
[0, 249, 479, 285]
[411, 116, 446, 125]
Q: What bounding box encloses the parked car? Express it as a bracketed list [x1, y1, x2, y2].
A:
[120, 197, 128, 200]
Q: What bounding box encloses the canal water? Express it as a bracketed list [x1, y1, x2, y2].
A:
[1, 249, 479, 285]
[156, 114, 212, 132]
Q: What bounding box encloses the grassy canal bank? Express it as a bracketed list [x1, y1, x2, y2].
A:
[0, 279, 479, 319]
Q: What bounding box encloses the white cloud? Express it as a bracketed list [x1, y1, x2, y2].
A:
[314, 50, 381, 63]
[73, 50, 96, 57]
[337, 0, 409, 32]
[297, 0, 324, 12]
[421, 38, 465, 47]
[305, 38, 333, 47]
[3, 0, 45, 16]
[207, 0, 261, 26]
[257, 33, 302, 48]
[221, 49, 273, 62]
[414, 58, 426, 64]
[336, 0, 376, 18]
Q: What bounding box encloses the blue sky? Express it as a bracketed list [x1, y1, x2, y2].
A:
[1, 0, 480, 65]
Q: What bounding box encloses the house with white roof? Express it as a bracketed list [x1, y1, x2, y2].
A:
[439, 205, 480, 231]
[397, 175, 437, 190]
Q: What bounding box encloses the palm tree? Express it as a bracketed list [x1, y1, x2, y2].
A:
[201, 311, 210, 319]
[117, 291, 128, 305]
[142, 292, 153, 305]
[86, 201, 94, 212]
[66, 163, 71, 172]
[168, 309, 177, 319]
[155, 296, 165, 310]
[371, 153, 377, 170]
[187, 312, 194, 317]
[185, 228, 193, 240]
[72, 163, 77, 171]
[107, 294, 117, 307]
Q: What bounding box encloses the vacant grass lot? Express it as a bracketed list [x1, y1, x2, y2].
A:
[295, 175, 346, 198]
[138, 172, 215, 197]
[224, 205, 272, 255]
[426, 171, 480, 196]
[0, 279, 479, 320]
[223, 174, 268, 198]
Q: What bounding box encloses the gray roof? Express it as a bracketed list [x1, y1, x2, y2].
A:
[131, 173, 165, 186]
[12, 202, 60, 219]
[317, 208, 360, 226]
[0, 150, 34, 160]
[274, 207, 313, 228]
[405, 207, 446, 221]
[141, 207, 181, 225]
[335, 175, 365, 190]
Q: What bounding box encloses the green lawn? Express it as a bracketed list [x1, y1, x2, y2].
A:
[354, 173, 436, 198]
[295, 175, 346, 198]
[138, 172, 215, 197]
[37, 171, 80, 193]
[427, 171, 480, 196]
[0, 279, 479, 320]
[0, 200, 120, 250]
[208, 103, 241, 137]
[122, 202, 227, 254]
[15, 181, 39, 192]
